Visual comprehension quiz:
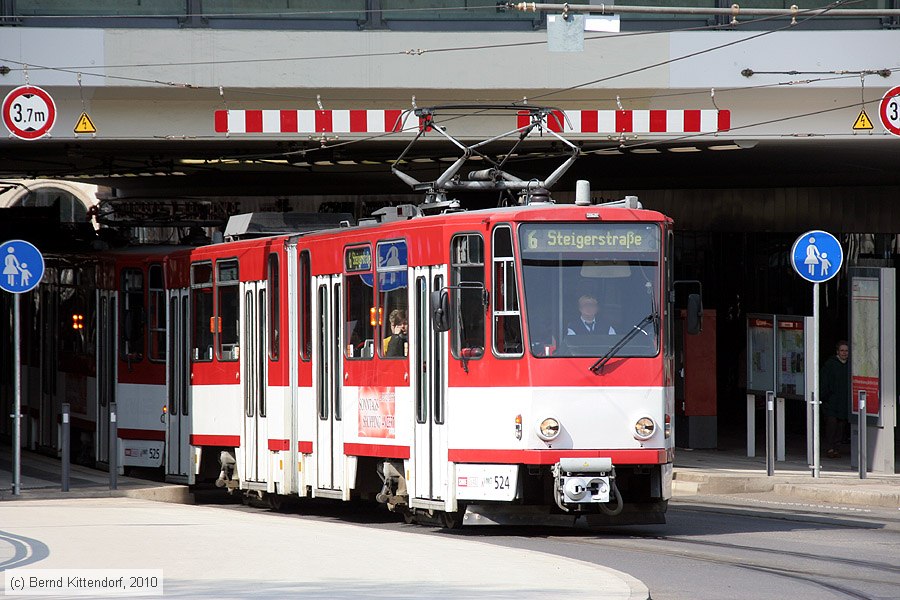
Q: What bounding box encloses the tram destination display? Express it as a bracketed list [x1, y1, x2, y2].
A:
[522, 224, 660, 254]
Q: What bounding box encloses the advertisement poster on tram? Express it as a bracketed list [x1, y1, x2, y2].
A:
[357, 386, 396, 438]
[850, 276, 880, 415]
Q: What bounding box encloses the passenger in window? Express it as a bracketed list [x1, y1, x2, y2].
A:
[384, 309, 408, 357]
[567, 294, 617, 336]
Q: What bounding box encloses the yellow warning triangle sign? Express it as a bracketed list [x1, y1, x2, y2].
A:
[852, 109, 873, 131]
[74, 112, 97, 134]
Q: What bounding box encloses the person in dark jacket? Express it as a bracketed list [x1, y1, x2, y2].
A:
[820, 340, 849, 458]
[384, 309, 408, 357]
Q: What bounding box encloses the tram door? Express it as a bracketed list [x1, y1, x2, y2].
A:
[412, 267, 448, 502]
[242, 281, 268, 484]
[96, 290, 116, 464]
[165, 289, 190, 480]
[314, 275, 343, 492]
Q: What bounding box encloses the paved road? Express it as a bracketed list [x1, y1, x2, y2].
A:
[211, 496, 900, 600]
[1, 492, 897, 599]
[0, 497, 647, 599]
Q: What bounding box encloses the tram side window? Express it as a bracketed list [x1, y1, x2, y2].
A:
[344, 245, 374, 360]
[217, 259, 240, 362]
[267, 253, 280, 361]
[450, 233, 486, 359]
[377, 240, 408, 359]
[191, 262, 214, 362]
[299, 250, 311, 361]
[492, 226, 523, 356]
[120, 268, 145, 362]
[148, 264, 166, 362]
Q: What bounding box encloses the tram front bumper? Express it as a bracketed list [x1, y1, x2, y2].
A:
[552, 457, 613, 508]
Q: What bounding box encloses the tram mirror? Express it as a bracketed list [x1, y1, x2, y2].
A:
[431, 289, 451, 332]
[686, 293, 702, 335]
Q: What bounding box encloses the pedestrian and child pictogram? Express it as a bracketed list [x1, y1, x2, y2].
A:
[790, 230, 843, 284]
[0, 239, 45, 294]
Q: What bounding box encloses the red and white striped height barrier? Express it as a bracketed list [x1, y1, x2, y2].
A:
[213, 109, 731, 135]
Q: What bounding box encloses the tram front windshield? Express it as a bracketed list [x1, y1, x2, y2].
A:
[519, 223, 661, 358]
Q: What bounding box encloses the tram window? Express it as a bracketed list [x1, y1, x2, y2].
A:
[267, 253, 280, 361]
[344, 245, 374, 360]
[450, 233, 485, 359]
[376, 240, 408, 359]
[191, 262, 214, 362]
[58, 267, 94, 360]
[518, 223, 661, 359]
[217, 259, 240, 362]
[492, 226, 523, 357]
[120, 268, 145, 362]
[148, 264, 166, 362]
[299, 250, 311, 361]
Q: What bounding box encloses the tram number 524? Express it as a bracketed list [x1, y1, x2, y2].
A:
[494, 475, 510, 490]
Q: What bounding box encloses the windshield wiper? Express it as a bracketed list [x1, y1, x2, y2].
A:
[589, 313, 653, 375]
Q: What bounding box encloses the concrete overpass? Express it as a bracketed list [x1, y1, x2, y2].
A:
[0, 22, 899, 199]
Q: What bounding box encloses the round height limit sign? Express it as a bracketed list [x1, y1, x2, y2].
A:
[2, 85, 57, 140]
[880, 86, 900, 137]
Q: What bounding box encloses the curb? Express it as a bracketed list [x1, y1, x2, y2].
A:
[0, 485, 193, 504]
[771, 483, 900, 509]
[672, 472, 900, 509]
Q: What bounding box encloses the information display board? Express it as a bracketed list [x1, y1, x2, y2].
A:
[776, 317, 805, 399]
[747, 315, 775, 394]
[747, 314, 807, 398]
[850, 274, 881, 417]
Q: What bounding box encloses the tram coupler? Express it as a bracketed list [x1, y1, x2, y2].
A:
[216, 450, 239, 490]
[376, 460, 408, 511]
[552, 457, 616, 513]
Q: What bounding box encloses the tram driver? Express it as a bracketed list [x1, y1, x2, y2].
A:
[566, 293, 617, 336]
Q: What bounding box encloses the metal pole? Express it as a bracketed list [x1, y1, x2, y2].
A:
[858, 390, 867, 479]
[513, 2, 900, 18]
[776, 397, 786, 461]
[12, 295, 21, 496]
[812, 283, 820, 478]
[61, 402, 70, 492]
[746, 393, 755, 458]
[766, 390, 775, 476]
[109, 401, 118, 490]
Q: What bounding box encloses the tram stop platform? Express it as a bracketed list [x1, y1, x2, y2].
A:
[0, 447, 190, 504]
[672, 440, 900, 511]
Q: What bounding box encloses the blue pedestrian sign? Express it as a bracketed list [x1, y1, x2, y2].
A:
[0, 239, 44, 294]
[790, 230, 843, 284]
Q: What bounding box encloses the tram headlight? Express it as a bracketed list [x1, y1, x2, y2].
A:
[537, 417, 561, 441]
[634, 417, 656, 440]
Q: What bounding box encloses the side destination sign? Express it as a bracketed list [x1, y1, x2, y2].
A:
[345, 246, 373, 272]
[523, 224, 659, 254]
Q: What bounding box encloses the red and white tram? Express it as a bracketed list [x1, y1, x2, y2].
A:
[174, 199, 692, 526]
[96, 248, 171, 471]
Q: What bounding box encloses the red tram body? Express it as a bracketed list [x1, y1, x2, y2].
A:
[171, 202, 678, 525]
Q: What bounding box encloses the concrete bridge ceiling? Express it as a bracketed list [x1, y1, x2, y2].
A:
[0, 137, 897, 197]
